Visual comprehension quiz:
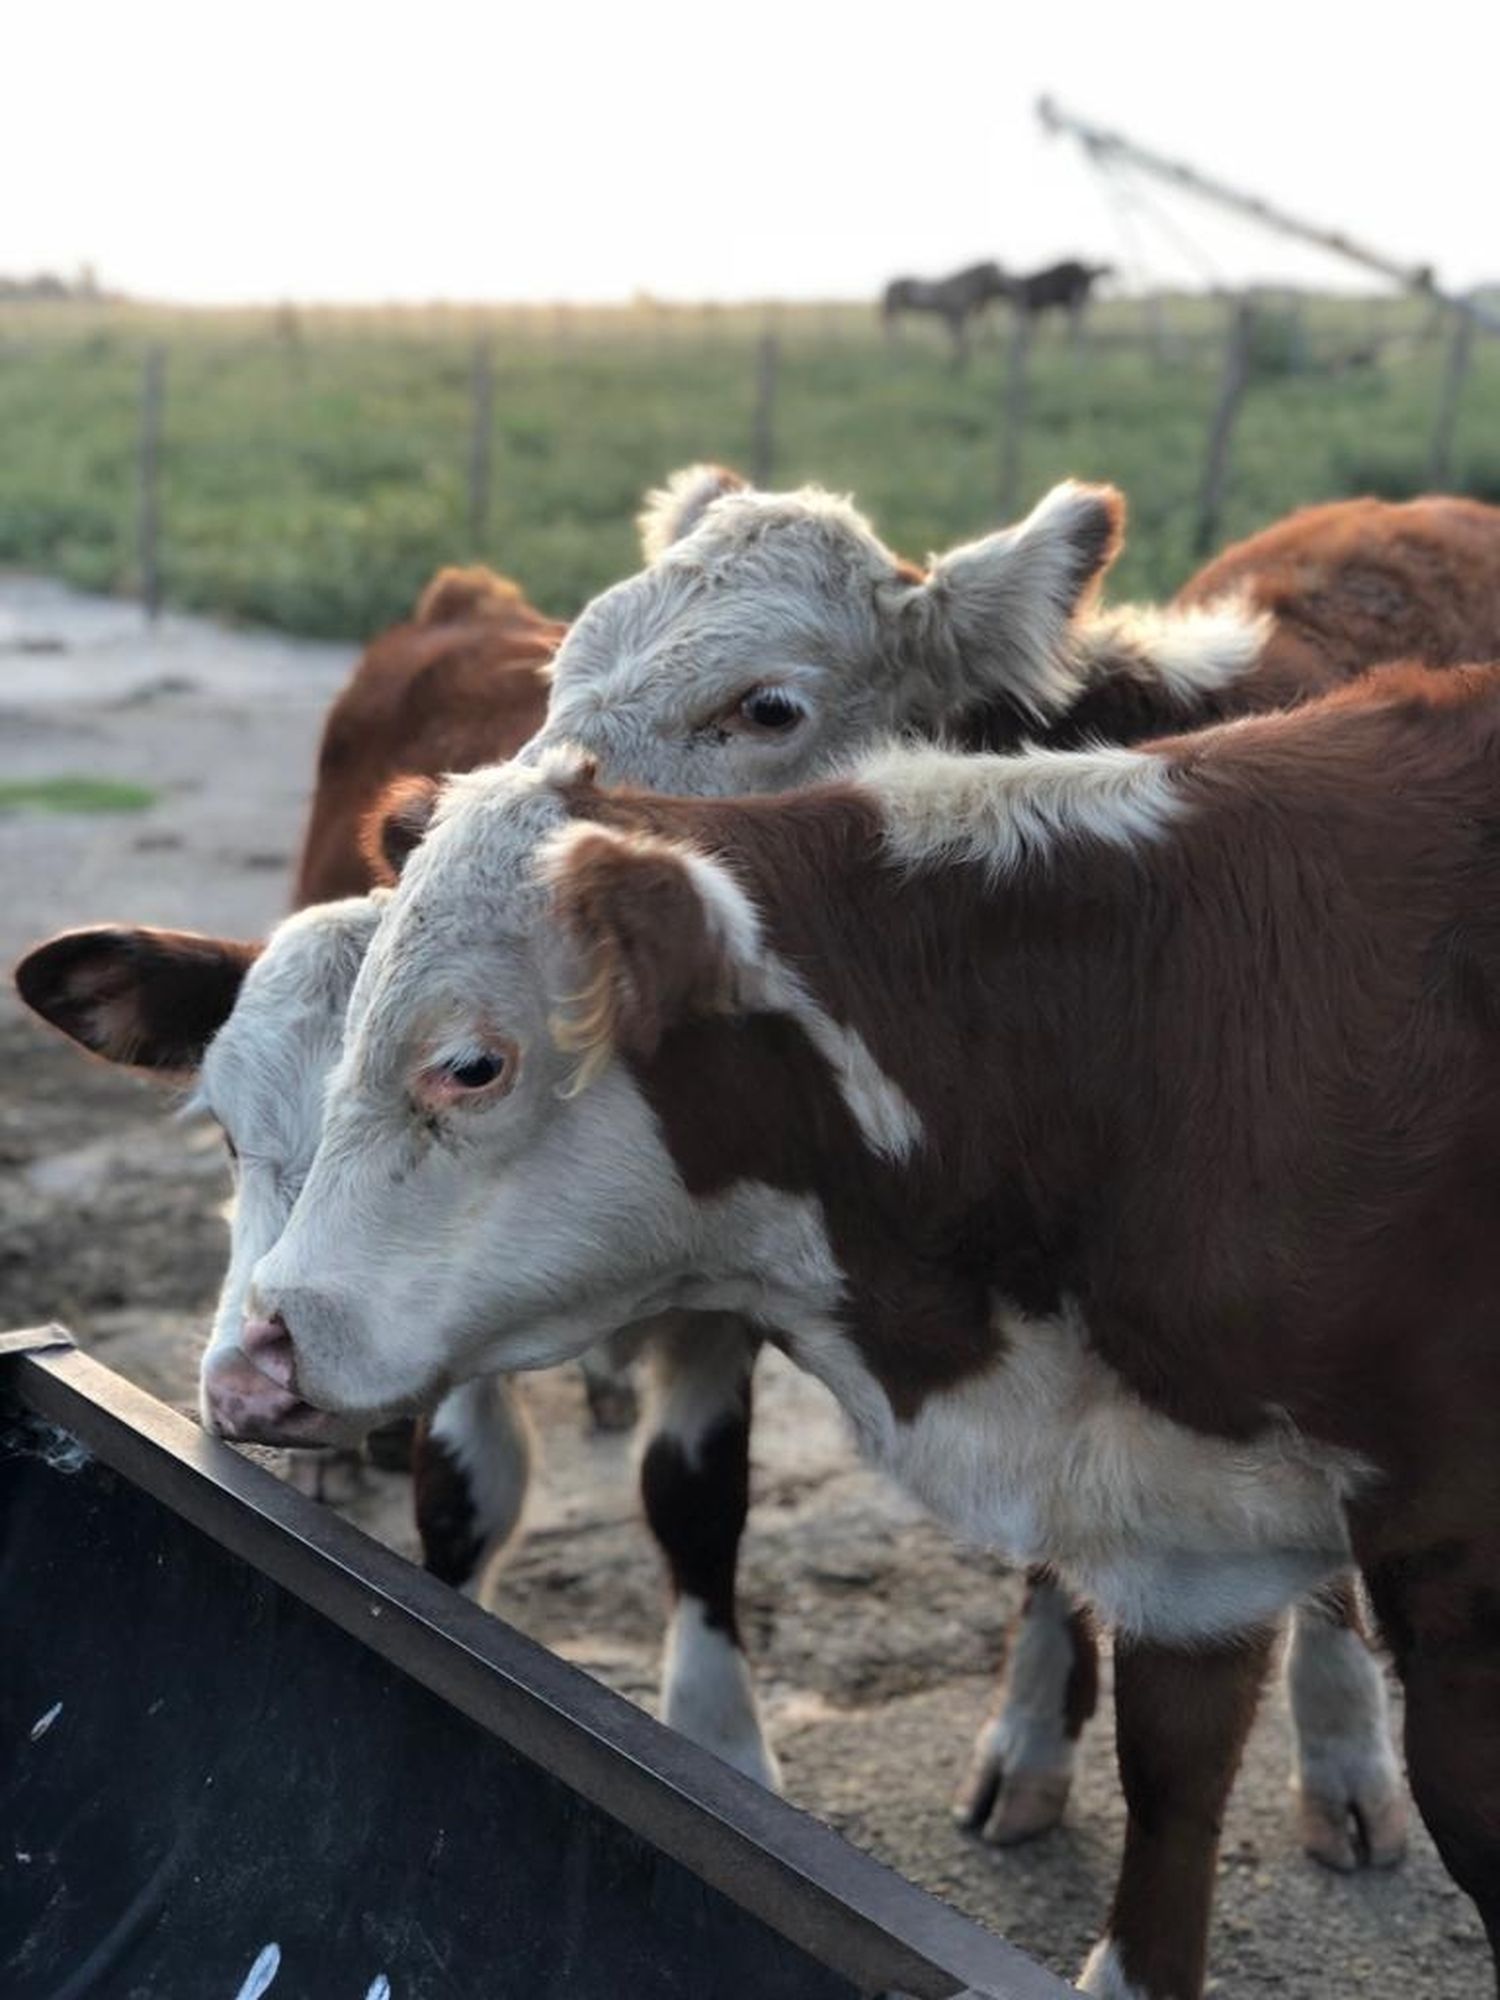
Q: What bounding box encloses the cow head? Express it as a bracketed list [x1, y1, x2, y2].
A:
[244, 755, 853, 1431]
[531, 467, 1123, 796]
[14, 900, 383, 1444]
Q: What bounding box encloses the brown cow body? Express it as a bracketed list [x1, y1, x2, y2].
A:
[241, 662, 1500, 1993]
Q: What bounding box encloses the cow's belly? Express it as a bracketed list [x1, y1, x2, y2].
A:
[863, 1301, 1367, 1642]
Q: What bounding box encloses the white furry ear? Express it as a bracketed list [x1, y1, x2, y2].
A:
[638, 465, 748, 562]
[888, 481, 1125, 724]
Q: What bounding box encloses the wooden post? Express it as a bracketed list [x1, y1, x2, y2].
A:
[1426, 310, 1476, 488]
[751, 330, 778, 488]
[1194, 302, 1254, 556]
[137, 345, 165, 621]
[468, 337, 494, 552]
[998, 308, 1032, 520]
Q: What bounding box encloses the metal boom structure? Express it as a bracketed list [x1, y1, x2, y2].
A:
[1038, 95, 1500, 334]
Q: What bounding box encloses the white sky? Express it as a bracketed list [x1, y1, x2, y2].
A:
[9, 0, 1499, 304]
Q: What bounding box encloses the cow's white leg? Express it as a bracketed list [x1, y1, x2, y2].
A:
[639, 1314, 779, 1790]
[412, 1375, 534, 1601]
[1287, 1580, 1407, 1870]
[956, 1568, 1097, 1843]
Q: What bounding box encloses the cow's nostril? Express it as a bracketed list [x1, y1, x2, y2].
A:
[241, 1313, 296, 1389]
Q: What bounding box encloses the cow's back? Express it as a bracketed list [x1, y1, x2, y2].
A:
[1175, 494, 1500, 707]
[295, 568, 561, 905]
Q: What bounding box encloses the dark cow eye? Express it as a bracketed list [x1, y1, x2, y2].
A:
[446, 1052, 506, 1090]
[223, 1132, 239, 1163]
[738, 687, 804, 733]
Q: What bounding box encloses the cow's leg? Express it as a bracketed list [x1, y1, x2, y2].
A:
[1286, 1578, 1407, 1870]
[412, 1375, 534, 1598]
[639, 1313, 778, 1789]
[1364, 1543, 1500, 1973]
[955, 1566, 1097, 1844]
[577, 1336, 640, 1435]
[1079, 1625, 1275, 2000]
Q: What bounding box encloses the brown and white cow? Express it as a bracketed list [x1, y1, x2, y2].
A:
[208, 663, 1500, 1995]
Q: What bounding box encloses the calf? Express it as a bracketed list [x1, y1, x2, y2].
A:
[215, 666, 1500, 1994]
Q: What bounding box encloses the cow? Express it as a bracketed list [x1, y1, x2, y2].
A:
[294, 563, 563, 905]
[192, 661, 1500, 1996]
[27, 473, 1500, 1863]
[881, 259, 1010, 365]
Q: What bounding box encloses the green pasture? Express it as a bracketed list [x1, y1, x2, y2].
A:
[0, 296, 1496, 639]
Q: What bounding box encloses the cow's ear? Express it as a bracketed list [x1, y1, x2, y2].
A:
[882, 480, 1124, 723]
[14, 926, 260, 1073]
[546, 825, 759, 1087]
[363, 776, 442, 884]
[414, 565, 522, 626]
[637, 464, 748, 562]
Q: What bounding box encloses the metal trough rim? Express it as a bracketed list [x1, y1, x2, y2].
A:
[1, 1327, 1071, 2000]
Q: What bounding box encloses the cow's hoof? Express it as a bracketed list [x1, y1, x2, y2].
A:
[1298, 1779, 1408, 1872]
[954, 1750, 1070, 1845]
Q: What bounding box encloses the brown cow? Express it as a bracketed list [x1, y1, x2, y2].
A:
[220, 660, 1500, 1996]
[295, 566, 561, 904]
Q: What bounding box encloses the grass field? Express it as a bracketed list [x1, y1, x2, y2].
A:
[2, 296, 1497, 639]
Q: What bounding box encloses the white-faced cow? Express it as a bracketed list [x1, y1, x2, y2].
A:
[209, 662, 1500, 1996]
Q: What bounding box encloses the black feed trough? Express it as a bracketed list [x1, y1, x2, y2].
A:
[0, 1328, 1069, 2000]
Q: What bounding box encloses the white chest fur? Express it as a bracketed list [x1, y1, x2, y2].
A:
[803, 1301, 1365, 1643]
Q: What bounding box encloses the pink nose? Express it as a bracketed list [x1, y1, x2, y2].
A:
[241, 1313, 296, 1388]
[202, 1320, 342, 1448]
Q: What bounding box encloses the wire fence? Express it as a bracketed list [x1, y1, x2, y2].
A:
[0, 293, 1494, 640]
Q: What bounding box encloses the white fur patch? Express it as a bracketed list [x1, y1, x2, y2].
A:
[1080, 596, 1270, 705]
[1078, 1936, 1151, 2000]
[661, 1597, 780, 1789]
[859, 741, 1184, 879]
[858, 1301, 1367, 1643]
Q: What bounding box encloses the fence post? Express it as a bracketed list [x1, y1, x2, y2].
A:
[1426, 309, 1476, 488]
[998, 308, 1032, 520]
[751, 330, 779, 488]
[1194, 302, 1254, 556]
[137, 345, 165, 621]
[468, 337, 494, 552]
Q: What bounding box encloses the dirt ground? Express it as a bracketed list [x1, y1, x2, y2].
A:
[0, 574, 1487, 1996]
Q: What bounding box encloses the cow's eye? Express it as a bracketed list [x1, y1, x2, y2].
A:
[737, 687, 805, 733]
[223, 1132, 239, 1163]
[446, 1052, 506, 1090]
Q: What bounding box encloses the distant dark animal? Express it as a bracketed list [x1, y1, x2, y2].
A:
[881, 259, 1009, 364]
[1001, 259, 1113, 338]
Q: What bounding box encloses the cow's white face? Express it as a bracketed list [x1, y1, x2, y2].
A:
[245, 756, 839, 1430]
[193, 896, 384, 1441]
[529, 469, 1121, 797]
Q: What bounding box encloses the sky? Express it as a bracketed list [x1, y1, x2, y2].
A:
[8, 0, 1499, 306]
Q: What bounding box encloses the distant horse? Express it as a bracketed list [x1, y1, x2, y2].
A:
[881, 260, 1009, 365]
[1002, 259, 1113, 339]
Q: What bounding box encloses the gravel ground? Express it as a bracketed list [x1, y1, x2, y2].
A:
[0, 574, 1486, 1995]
